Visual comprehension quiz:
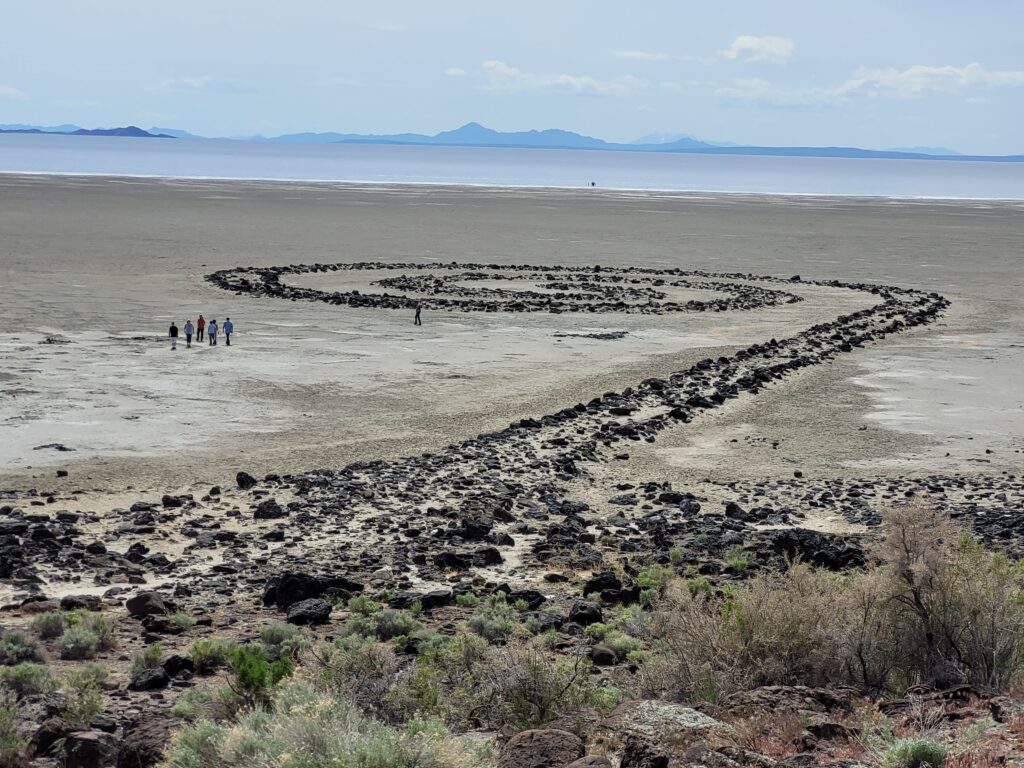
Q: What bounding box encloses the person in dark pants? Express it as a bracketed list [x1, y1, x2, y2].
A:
[169, 321, 179, 350]
[207, 318, 218, 346]
[223, 317, 234, 346]
[414, 303, 422, 326]
[196, 314, 206, 342]
[183, 319, 194, 348]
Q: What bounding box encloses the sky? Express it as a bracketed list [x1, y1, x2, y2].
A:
[2, 1, 1023, 154]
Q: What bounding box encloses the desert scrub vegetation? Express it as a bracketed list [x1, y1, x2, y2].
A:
[405, 632, 615, 730]
[170, 612, 197, 630]
[0, 664, 56, 698]
[131, 642, 166, 676]
[60, 664, 107, 727]
[0, 688, 25, 768]
[882, 737, 948, 768]
[0, 631, 41, 665]
[59, 626, 100, 660]
[189, 637, 235, 674]
[160, 674, 492, 768]
[31, 611, 66, 640]
[174, 623, 614, 764]
[344, 608, 421, 642]
[465, 592, 520, 643]
[641, 503, 1024, 701]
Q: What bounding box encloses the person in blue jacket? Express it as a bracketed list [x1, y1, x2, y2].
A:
[223, 317, 234, 346]
[207, 318, 218, 346]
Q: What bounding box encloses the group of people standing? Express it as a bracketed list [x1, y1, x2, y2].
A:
[168, 314, 234, 350]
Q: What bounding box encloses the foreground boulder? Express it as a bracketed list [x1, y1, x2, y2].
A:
[128, 667, 169, 692]
[263, 571, 363, 609]
[619, 735, 669, 768]
[124, 592, 168, 618]
[29, 717, 72, 757]
[612, 699, 734, 743]
[497, 728, 584, 768]
[117, 717, 176, 768]
[253, 498, 286, 519]
[286, 598, 332, 625]
[59, 730, 119, 768]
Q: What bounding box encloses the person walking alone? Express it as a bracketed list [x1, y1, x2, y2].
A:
[207, 318, 218, 346]
[183, 319, 194, 348]
[223, 317, 234, 346]
[196, 314, 206, 342]
[414, 302, 422, 326]
[169, 321, 179, 350]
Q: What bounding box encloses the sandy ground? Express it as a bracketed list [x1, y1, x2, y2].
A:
[1, 175, 1022, 501]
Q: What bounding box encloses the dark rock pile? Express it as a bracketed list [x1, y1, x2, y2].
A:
[2, 268, 979, 610]
[206, 262, 805, 314]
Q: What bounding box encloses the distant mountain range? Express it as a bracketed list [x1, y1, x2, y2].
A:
[0, 124, 172, 138]
[2, 121, 1020, 161]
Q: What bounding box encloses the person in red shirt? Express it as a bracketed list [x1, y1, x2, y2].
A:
[196, 314, 206, 342]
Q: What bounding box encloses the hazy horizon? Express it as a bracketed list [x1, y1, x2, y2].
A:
[3, 1, 1023, 154]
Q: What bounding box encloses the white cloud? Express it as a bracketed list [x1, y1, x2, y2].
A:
[838, 62, 1024, 99]
[613, 49, 670, 62]
[445, 67, 467, 77]
[153, 76, 256, 94]
[723, 35, 794, 63]
[0, 85, 27, 100]
[718, 62, 1024, 109]
[367, 23, 407, 33]
[716, 78, 838, 108]
[481, 60, 650, 96]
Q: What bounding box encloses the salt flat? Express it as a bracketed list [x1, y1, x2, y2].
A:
[0, 174, 1021, 499]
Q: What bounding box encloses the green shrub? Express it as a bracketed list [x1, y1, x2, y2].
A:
[408, 633, 602, 731]
[59, 627, 99, 660]
[169, 687, 212, 721]
[0, 632, 42, 665]
[883, 737, 947, 768]
[636, 564, 674, 589]
[686, 576, 713, 597]
[346, 595, 382, 616]
[0, 664, 56, 698]
[159, 676, 490, 768]
[259, 622, 298, 648]
[373, 610, 420, 641]
[343, 614, 376, 638]
[455, 592, 480, 608]
[31, 612, 66, 640]
[615, 604, 648, 637]
[228, 645, 293, 708]
[171, 613, 197, 630]
[585, 623, 611, 641]
[65, 663, 109, 690]
[60, 669, 104, 727]
[320, 636, 405, 719]
[189, 638, 234, 675]
[0, 689, 26, 768]
[724, 546, 750, 572]
[466, 593, 518, 644]
[493, 646, 599, 729]
[602, 630, 643, 657]
[81, 613, 116, 651]
[260, 622, 308, 661]
[644, 503, 1024, 699]
[131, 643, 165, 677]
